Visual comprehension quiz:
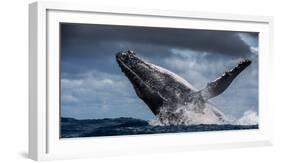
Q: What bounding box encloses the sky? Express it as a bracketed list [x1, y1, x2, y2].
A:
[60, 23, 258, 120]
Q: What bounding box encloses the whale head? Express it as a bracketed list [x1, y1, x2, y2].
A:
[116, 50, 153, 85]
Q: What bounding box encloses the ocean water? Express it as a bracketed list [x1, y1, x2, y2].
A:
[60, 117, 258, 138]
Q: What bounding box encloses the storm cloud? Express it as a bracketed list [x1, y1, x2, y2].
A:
[61, 23, 258, 58]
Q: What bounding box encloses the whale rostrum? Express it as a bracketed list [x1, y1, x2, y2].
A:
[116, 50, 251, 124]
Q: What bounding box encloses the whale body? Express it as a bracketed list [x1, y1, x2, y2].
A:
[116, 50, 251, 125]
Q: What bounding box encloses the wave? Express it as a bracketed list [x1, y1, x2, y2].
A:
[61, 117, 258, 138]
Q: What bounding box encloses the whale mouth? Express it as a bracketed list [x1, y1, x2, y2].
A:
[116, 56, 139, 80]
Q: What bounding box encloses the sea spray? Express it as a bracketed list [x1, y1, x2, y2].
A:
[149, 104, 258, 126]
[149, 103, 226, 126]
[236, 110, 258, 125]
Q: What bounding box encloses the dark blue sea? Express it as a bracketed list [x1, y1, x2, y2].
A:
[60, 117, 258, 138]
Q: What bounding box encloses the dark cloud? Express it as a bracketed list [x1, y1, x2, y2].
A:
[246, 32, 259, 39]
[61, 23, 257, 57]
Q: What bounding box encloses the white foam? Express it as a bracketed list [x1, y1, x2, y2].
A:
[235, 110, 259, 125]
[149, 104, 258, 126]
[149, 103, 225, 126]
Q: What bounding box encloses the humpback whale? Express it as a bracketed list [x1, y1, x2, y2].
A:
[116, 50, 251, 125]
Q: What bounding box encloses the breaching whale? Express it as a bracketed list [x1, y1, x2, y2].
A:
[116, 50, 251, 125]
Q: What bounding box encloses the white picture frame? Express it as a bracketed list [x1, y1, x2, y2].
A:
[29, 1, 274, 161]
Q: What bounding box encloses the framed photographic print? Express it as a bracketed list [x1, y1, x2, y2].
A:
[29, 1, 274, 161]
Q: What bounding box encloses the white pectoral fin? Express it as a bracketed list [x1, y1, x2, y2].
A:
[199, 59, 252, 100]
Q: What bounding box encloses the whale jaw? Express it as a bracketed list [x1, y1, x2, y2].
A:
[116, 51, 165, 115]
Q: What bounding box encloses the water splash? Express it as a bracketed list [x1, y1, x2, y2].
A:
[235, 110, 258, 125]
[149, 104, 258, 126]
